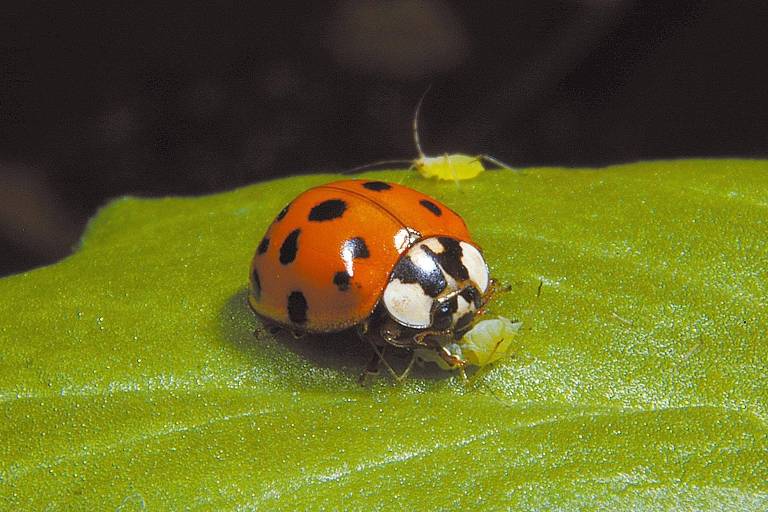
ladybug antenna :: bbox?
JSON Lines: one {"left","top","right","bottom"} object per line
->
{"left": 413, "top": 84, "right": 432, "bottom": 159}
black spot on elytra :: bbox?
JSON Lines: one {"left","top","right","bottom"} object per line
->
{"left": 432, "top": 295, "right": 458, "bottom": 330}
{"left": 342, "top": 237, "right": 370, "bottom": 259}
{"left": 363, "top": 181, "right": 392, "bottom": 191}
{"left": 423, "top": 238, "right": 469, "bottom": 281}
{"left": 257, "top": 237, "right": 269, "bottom": 255}
{"left": 333, "top": 271, "right": 350, "bottom": 291}
{"left": 419, "top": 199, "right": 442, "bottom": 216}
{"left": 251, "top": 268, "right": 261, "bottom": 299}
{"left": 309, "top": 199, "right": 347, "bottom": 221}
{"left": 276, "top": 203, "right": 290, "bottom": 221}
{"left": 390, "top": 255, "right": 446, "bottom": 297}
{"left": 287, "top": 291, "right": 308, "bottom": 324}
{"left": 279, "top": 229, "right": 301, "bottom": 265}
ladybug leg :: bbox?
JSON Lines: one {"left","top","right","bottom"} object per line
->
{"left": 357, "top": 328, "right": 402, "bottom": 382}
{"left": 253, "top": 319, "right": 282, "bottom": 337}
{"left": 289, "top": 328, "right": 306, "bottom": 340}
{"left": 439, "top": 347, "right": 467, "bottom": 370}
{"left": 476, "top": 279, "right": 498, "bottom": 316}
{"left": 357, "top": 326, "right": 422, "bottom": 383}
{"left": 413, "top": 330, "right": 449, "bottom": 345}
{"left": 413, "top": 331, "right": 466, "bottom": 370}
{"left": 475, "top": 279, "right": 512, "bottom": 317}
{"left": 396, "top": 352, "right": 418, "bottom": 383}
{"left": 358, "top": 350, "right": 381, "bottom": 386}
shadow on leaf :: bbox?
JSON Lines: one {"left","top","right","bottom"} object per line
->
{"left": 219, "top": 288, "right": 370, "bottom": 377}
{"left": 218, "top": 288, "right": 455, "bottom": 383}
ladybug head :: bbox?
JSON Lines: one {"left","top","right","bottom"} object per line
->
{"left": 382, "top": 236, "right": 489, "bottom": 337}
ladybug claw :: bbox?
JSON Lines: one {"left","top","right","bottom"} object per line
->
{"left": 289, "top": 328, "right": 306, "bottom": 339}
{"left": 358, "top": 350, "right": 381, "bottom": 386}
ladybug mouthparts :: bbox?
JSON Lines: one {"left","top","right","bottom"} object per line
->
{"left": 381, "top": 235, "right": 490, "bottom": 339}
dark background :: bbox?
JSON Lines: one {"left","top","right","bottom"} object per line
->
{"left": 2, "top": 1, "right": 766, "bottom": 276}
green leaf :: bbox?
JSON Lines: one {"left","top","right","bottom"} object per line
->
{"left": 2, "top": 160, "right": 767, "bottom": 510}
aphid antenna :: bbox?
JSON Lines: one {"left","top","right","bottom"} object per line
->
{"left": 345, "top": 84, "right": 433, "bottom": 176}
{"left": 412, "top": 85, "right": 465, "bottom": 186}
{"left": 611, "top": 311, "right": 633, "bottom": 326}
{"left": 463, "top": 358, "right": 520, "bottom": 411}
{"left": 477, "top": 377, "right": 512, "bottom": 406}
{"left": 343, "top": 159, "right": 414, "bottom": 175}
{"left": 413, "top": 84, "right": 433, "bottom": 160}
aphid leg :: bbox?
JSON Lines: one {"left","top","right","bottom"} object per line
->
{"left": 396, "top": 162, "right": 418, "bottom": 185}
{"left": 344, "top": 159, "right": 414, "bottom": 175}
{"left": 445, "top": 153, "right": 461, "bottom": 187}
{"left": 465, "top": 364, "right": 492, "bottom": 388}
{"left": 477, "top": 154, "right": 518, "bottom": 172}
{"left": 468, "top": 370, "right": 517, "bottom": 410}
{"left": 611, "top": 311, "right": 633, "bottom": 325}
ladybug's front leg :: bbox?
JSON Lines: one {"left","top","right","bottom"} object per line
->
{"left": 358, "top": 347, "right": 382, "bottom": 386}
{"left": 356, "top": 325, "right": 403, "bottom": 383}
{"left": 475, "top": 279, "right": 497, "bottom": 317}
{"left": 475, "top": 279, "right": 513, "bottom": 318}
{"left": 413, "top": 331, "right": 465, "bottom": 369}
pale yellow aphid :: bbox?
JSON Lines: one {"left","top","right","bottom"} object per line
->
{"left": 414, "top": 316, "right": 522, "bottom": 373}
{"left": 347, "top": 88, "right": 515, "bottom": 181}
{"left": 414, "top": 154, "right": 487, "bottom": 181}
{"left": 411, "top": 88, "right": 514, "bottom": 182}
{"left": 458, "top": 316, "right": 522, "bottom": 367}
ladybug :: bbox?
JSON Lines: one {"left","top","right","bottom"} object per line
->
{"left": 248, "top": 179, "right": 492, "bottom": 373}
